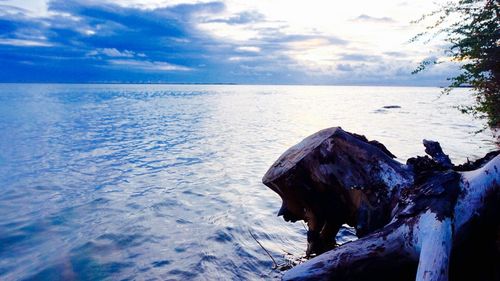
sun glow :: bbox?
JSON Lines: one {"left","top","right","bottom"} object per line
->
{"left": 195, "top": 0, "right": 441, "bottom": 71}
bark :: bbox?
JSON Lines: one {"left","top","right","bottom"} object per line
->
{"left": 422, "top": 139, "right": 453, "bottom": 169}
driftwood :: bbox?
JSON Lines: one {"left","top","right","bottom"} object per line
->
{"left": 262, "top": 127, "right": 500, "bottom": 281}
{"left": 262, "top": 127, "right": 413, "bottom": 255}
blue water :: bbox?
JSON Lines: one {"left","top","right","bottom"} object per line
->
{"left": 0, "top": 84, "right": 496, "bottom": 280}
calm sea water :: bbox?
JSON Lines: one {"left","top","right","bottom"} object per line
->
{"left": 0, "top": 84, "right": 497, "bottom": 280}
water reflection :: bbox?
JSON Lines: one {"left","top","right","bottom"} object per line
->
{"left": 0, "top": 84, "right": 496, "bottom": 280}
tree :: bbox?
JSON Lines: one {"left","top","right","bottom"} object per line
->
{"left": 412, "top": 0, "right": 500, "bottom": 128}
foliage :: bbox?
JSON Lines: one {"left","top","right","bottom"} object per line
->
{"left": 412, "top": 0, "right": 500, "bottom": 128}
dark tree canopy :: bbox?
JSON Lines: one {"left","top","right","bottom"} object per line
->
{"left": 413, "top": 0, "right": 500, "bottom": 128}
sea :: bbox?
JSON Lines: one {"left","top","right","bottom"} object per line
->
{"left": 0, "top": 84, "right": 497, "bottom": 280}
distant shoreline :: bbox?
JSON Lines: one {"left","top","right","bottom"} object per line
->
{"left": 0, "top": 82, "right": 458, "bottom": 88}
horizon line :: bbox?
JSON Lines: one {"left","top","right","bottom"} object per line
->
{"left": 0, "top": 82, "right": 458, "bottom": 88}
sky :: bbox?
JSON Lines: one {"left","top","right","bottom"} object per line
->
{"left": 0, "top": 0, "right": 458, "bottom": 85}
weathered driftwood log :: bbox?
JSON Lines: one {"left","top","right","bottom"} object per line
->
{"left": 282, "top": 156, "right": 500, "bottom": 281}
{"left": 262, "top": 127, "right": 413, "bottom": 255}
{"left": 262, "top": 127, "right": 500, "bottom": 280}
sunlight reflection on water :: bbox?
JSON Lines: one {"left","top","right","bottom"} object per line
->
{"left": 0, "top": 84, "right": 496, "bottom": 280}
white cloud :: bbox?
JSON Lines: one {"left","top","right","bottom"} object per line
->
{"left": 196, "top": 0, "right": 444, "bottom": 73}
{"left": 112, "top": 0, "right": 211, "bottom": 9}
{"left": 83, "top": 29, "right": 96, "bottom": 36}
{"left": 3, "top": 0, "right": 48, "bottom": 16}
{"left": 101, "top": 48, "right": 134, "bottom": 57}
{"left": 88, "top": 48, "right": 145, "bottom": 58}
{"left": 228, "top": 56, "right": 254, "bottom": 62}
{"left": 3, "top": 0, "right": 454, "bottom": 83}
{"left": 108, "top": 59, "right": 193, "bottom": 71}
{"left": 235, "top": 46, "right": 260, "bottom": 53}
{"left": 353, "top": 14, "right": 395, "bottom": 23}
{"left": 0, "top": 38, "right": 52, "bottom": 47}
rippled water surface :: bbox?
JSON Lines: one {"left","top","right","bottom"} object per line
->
{"left": 0, "top": 84, "right": 497, "bottom": 280}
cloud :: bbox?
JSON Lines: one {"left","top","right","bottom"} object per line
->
{"left": 336, "top": 63, "right": 354, "bottom": 72}
{"left": 0, "top": 38, "right": 51, "bottom": 46}
{"left": 0, "top": 0, "right": 351, "bottom": 83}
{"left": 108, "top": 59, "right": 193, "bottom": 71}
{"left": 235, "top": 46, "right": 260, "bottom": 53}
{"left": 0, "top": 0, "right": 223, "bottom": 81}
{"left": 339, "top": 53, "right": 382, "bottom": 62}
{"left": 0, "top": 4, "right": 29, "bottom": 15}
{"left": 256, "top": 27, "right": 348, "bottom": 45}
{"left": 207, "top": 10, "right": 265, "bottom": 25}
{"left": 228, "top": 56, "right": 254, "bottom": 62}
{"left": 384, "top": 51, "right": 407, "bottom": 57}
{"left": 88, "top": 48, "right": 144, "bottom": 58}
{"left": 353, "top": 14, "right": 395, "bottom": 23}
{"left": 0, "top": 0, "right": 455, "bottom": 85}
